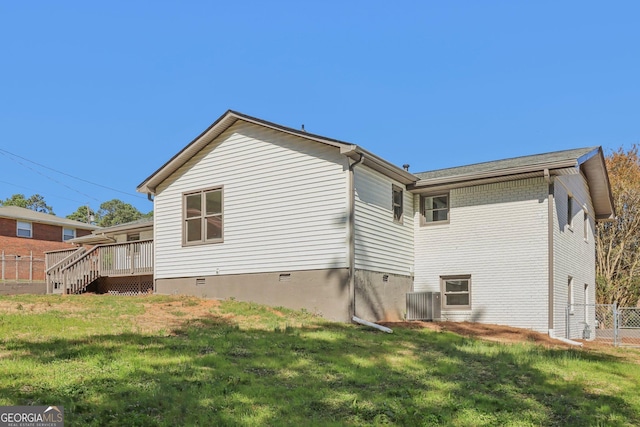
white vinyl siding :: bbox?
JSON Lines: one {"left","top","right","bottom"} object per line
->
{"left": 413, "top": 178, "right": 550, "bottom": 332}
{"left": 354, "top": 166, "right": 414, "bottom": 275}
{"left": 553, "top": 174, "right": 596, "bottom": 338}
{"left": 153, "top": 121, "right": 348, "bottom": 278}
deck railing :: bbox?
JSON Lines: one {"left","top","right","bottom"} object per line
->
{"left": 46, "top": 247, "right": 87, "bottom": 293}
{"left": 45, "top": 240, "right": 153, "bottom": 294}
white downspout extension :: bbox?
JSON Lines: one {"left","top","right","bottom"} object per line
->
{"left": 348, "top": 154, "right": 365, "bottom": 320}
{"left": 548, "top": 330, "right": 584, "bottom": 347}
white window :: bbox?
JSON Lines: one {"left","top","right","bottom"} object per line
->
{"left": 567, "top": 195, "right": 574, "bottom": 229}
{"left": 17, "top": 221, "right": 32, "bottom": 238}
{"left": 568, "top": 276, "right": 574, "bottom": 313}
{"left": 441, "top": 275, "right": 471, "bottom": 309}
{"left": 583, "top": 210, "right": 589, "bottom": 241}
{"left": 422, "top": 194, "right": 449, "bottom": 224}
{"left": 584, "top": 283, "right": 589, "bottom": 320}
{"left": 184, "top": 187, "right": 223, "bottom": 245}
{"left": 63, "top": 228, "right": 76, "bottom": 241}
{"left": 392, "top": 185, "right": 403, "bottom": 224}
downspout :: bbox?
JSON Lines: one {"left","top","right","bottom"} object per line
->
{"left": 545, "top": 169, "right": 555, "bottom": 337}
{"left": 147, "top": 189, "right": 156, "bottom": 293}
{"left": 348, "top": 154, "right": 365, "bottom": 320}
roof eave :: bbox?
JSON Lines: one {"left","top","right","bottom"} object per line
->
{"left": 137, "top": 110, "right": 418, "bottom": 191}
{"left": 341, "top": 146, "right": 418, "bottom": 185}
{"left": 137, "top": 110, "right": 361, "bottom": 194}
{"left": 578, "top": 147, "right": 616, "bottom": 221}
{"left": 410, "top": 159, "right": 578, "bottom": 190}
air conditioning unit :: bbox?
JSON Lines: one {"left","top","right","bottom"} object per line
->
{"left": 406, "top": 292, "right": 441, "bottom": 321}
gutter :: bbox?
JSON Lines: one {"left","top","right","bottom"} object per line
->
{"left": 347, "top": 154, "right": 365, "bottom": 320}
{"left": 411, "top": 160, "right": 579, "bottom": 189}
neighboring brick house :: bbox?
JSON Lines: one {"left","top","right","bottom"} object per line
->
{"left": 0, "top": 206, "right": 99, "bottom": 282}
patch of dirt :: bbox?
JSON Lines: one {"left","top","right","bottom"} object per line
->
{"left": 134, "top": 298, "right": 221, "bottom": 334}
{"left": 379, "top": 320, "right": 604, "bottom": 350}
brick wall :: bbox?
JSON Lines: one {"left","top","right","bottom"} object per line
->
{"left": 413, "top": 177, "right": 551, "bottom": 332}
{"left": 1, "top": 217, "right": 93, "bottom": 241}
{"left": 0, "top": 236, "right": 77, "bottom": 281}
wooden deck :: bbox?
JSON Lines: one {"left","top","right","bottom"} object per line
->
{"left": 45, "top": 240, "right": 153, "bottom": 294}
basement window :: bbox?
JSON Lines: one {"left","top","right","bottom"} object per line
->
{"left": 17, "top": 221, "right": 32, "bottom": 238}
{"left": 441, "top": 275, "right": 471, "bottom": 310}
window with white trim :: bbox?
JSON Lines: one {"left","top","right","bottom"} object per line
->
{"left": 584, "top": 283, "right": 589, "bottom": 320}
{"left": 568, "top": 276, "right": 574, "bottom": 313}
{"left": 392, "top": 185, "right": 403, "bottom": 224}
{"left": 583, "top": 209, "right": 589, "bottom": 241}
{"left": 184, "top": 187, "right": 223, "bottom": 245}
{"left": 421, "top": 194, "right": 449, "bottom": 224}
{"left": 441, "top": 275, "right": 471, "bottom": 309}
{"left": 17, "top": 221, "right": 32, "bottom": 238}
{"left": 63, "top": 228, "right": 76, "bottom": 241}
{"left": 567, "top": 195, "right": 574, "bottom": 229}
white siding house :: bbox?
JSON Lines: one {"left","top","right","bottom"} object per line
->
{"left": 137, "top": 110, "right": 615, "bottom": 336}
{"left": 138, "top": 110, "right": 416, "bottom": 322}
{"left": 153, "top": 121, "right": 349, "bottom": 278}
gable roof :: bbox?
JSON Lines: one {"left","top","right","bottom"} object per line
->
{"left": 411, "top": 146, "right": 615, "bottom": 220}
{"left": 0, "top": 206, "right": 100, "bottom": 230}
{"left": 136, "top": 110, "right": 418, "bottom": 194}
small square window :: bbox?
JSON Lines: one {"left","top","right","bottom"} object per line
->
{"left": 421, "top": 194, "right": 449, "bottom": 224}
{"left": 63, "top": 228, "right": 76, "bottom": 241}
{"left": 441, "top": 275, "right": 471, "bottom": 309}
{"left": 392, "top": 185, "right": 403, "bottom": 224}
{"left": 17, "top": 221, "right": 32, "bottom": 238}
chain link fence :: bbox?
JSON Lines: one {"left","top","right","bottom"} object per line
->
{"left": 1, "top": 252, "right": 46, "bottom": 282}
{"left": 568, "top": 303, "right": 640, "bottom": 347}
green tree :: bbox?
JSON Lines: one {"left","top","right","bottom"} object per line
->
{"left": 96, "top": 199, "right": 143, "bottom": 227}
{"left": 0, "top": 193, "right": 55, "bottom": 214}
{"left": 596, "top": 145, "right": 640, "bottom": 306}
{"left": 66, "top": 206, "right": 95, "bottom": 224}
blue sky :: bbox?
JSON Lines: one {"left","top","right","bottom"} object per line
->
{"left": 1, "top": 1, "right": 638, "bottom": 217}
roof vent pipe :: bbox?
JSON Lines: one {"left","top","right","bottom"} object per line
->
{"left": 301, "top": 124, "right": 306, "bottom": 132}
{"left": 403, "top": 164, "right": 410, "bottom": 171}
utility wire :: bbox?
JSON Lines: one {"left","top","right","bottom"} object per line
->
{"left": 0, "top": 147, "right": 146, "bottom": 200}
{"left": 0, "top": 150, "right": 101, "bottom": 202}
{"left": 0, "top": 179, "right": 87, "bottom": 205}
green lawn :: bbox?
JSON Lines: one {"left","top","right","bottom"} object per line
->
{"left": 0, "top": 294, "right": 639, "bottom": 426}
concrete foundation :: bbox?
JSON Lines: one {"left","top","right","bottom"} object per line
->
{"left": 155, "top": 268, "right": 351, "bottom": 322}
{"left": 155, "top": 268, "right": 414, "bottom": 324}
{"left": 355, "top": 270, "right": 413, "bottom": 322}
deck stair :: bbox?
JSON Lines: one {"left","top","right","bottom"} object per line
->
{"left": 46, "top": 240, "right": 153, "bottom": 294}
